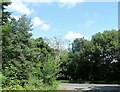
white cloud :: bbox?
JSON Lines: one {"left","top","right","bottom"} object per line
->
{"left": 32, "top": 17, "right": 44, "bottom": 27}
{"left": 32, "top": 17, "right": 50, "bottom": 31}
{"left": 59, "top": 0, "right": 84, "bottom": 8}
{"left": 8, "top": 0, "right": 33, "bottom": 15}
{"left": 64, "top": 31, "right": 83, "bottom": 40}
{"left": 41, "top": 23, "right": 50, "bottom": 30}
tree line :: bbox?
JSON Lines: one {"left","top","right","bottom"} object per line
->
{"left": 1, "top": 1, "right": 120, "bottom": 90}
{"left": 64, "top": 30, "right": 120, "bottom": 83}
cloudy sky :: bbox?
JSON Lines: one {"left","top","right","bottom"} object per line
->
{"left": 7, "top": 0, "right": 119, "bottom": 41}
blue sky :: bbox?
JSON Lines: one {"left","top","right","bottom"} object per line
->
{"left": 7, "top": 0, "right": 118, "bottom": 41}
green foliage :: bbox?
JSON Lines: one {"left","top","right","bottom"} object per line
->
{"left": 2, "top": 15, "right": 33, "bottom": 88}
{"left": 2, "top": 14, "right": 60, "bottom": 90}
{"left": 56, "top": 50, "right": 69, "bottom": 80}
{"left": 2, "top": 1, "right": 120, "bottom": 90}
{"left": 67, "top": 38, "right": 93, "bottom": 81}
{"left": 0, "top": 0, "right": 11, "bottom": 25}
{"left": 66, "top": 30, "right": 120, "bottom": 83}
{"left": 91, "top": 30, "right": 120, "bottom": 81}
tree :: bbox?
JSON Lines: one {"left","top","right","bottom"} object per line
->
{"left": 2, "top": 15, "right": 33, "bottom": 87}
{"left": 67, "top": 38, "right": 93, "bottom": 81}
{"left": 31, "top": 37, "right": 60, "bottom": 85}
{"left": 0, "top": 0, "right": 11, "bottom": 71}
{"left": 0, "top": 0, "right": 11, "bottom": 25}
{"left": 58, "top": 49, "right": 69, "bottom": 80}
{"left": 66, "top": 30, "right": 120, "bottom": 83}
{"left": 91, "top": 30, "right": 120, "bottom": 81}
{"left": 2, "top": 1, "right": 61, "bottom": 90}
{"left": 2, "top": 16, "right": 61, "bottom": 88}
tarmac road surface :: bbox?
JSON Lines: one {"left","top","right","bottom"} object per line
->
{"left": 60, "top": 83, "right": 120, "bottom": 92}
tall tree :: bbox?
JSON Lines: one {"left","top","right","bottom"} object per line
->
{"left": 2, "top": 15, "right": 33, "bottom": 87}
{"left": 91, "top": 30, "right": 120, "bottom": 81}
{"left": 0, "top": 0, "right": 11, "bottom": 25}
{"left": 0, "top": 0, "right": 11, "bottom": 75}
{"left": 67, "top": 38, "right": 93, "bottom": 81}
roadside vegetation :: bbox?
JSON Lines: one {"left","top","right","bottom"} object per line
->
{"left": 1, "top": 1, "right": 120, "bottom": 90}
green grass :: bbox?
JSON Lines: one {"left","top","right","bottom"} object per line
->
{"left": 57, "top": 80, "right": 70, "bottom": 83}
{"left": 89, "top": 80, "right": 120, "bottom": 84}
{"left": 58, "top": 79, "right": 120, "bottom": 84}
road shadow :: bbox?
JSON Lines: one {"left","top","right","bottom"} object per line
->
{"left": 77, "top": 86, "right": 120, "bottom": 92}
